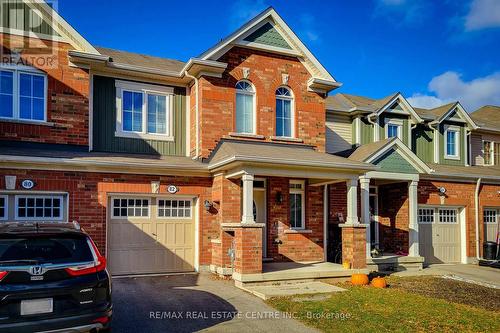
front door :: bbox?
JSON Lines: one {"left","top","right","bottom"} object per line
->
{"left": 369, "top": 187, "right": 379, "bottom": 250}
{"left": 253, "top": 189, "right": 267, "bottom": 257}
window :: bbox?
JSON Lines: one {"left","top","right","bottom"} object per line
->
{"left": 495, "top": 143, "right": 500, "bottom": 166}
{"left": 418, "top": 208, "right": 435, "bottom": 224}
{"left": 0, "top": 67, "right": 47, "bottom": 122}
{"left": 289, "top": 180, "right": 305, "bottom": 229}
{"left": 276, "top": 87, "right": 293, "bottom": 137}
{"left": 386, "top": 122, "right": 402, "bottom": 139}
{"left": 15, "top": 195, "right": 63, "bottom": 221}
{"left": 235, "top": 81, "right": 255, "bottom": 134}
{"left": 112, "top": 198, "right": 149, "bottom": 218}
{"left": 439, "top": 209, "right": 457, "bottom": 223}
{"left": 158, "top": 199, "right": 191, "bottom": 218}
{"left": 0, "top": 195, "right": 7, "bottom": 220}
{"left": 445, "top": 126, "right": 459, "bottom": 159}
{"left": 484, "top": 209, "right": 498, "bottom": 224}
{"left": 484, "top": 141, "right": 493, "bottom": 165}
{"left": 115, "top": 80, "right": 173, "bottom": 140}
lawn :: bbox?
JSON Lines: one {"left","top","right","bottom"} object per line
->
{"left": 267, "top": 276, "right": 500, "bottom": 333}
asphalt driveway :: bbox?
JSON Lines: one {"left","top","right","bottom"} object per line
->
{"left": 111, "top": 273, "right": 317, "bottom": 333}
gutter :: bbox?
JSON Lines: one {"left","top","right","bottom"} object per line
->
{"left": 475, "top": 178, "right": 481, "bottom": 260}
{"left": 184, "top": 71, "right": 200, "bottom": 158}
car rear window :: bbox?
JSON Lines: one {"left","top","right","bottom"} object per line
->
{"left": 0, "top": 235, "right": 94, "bottom": 265}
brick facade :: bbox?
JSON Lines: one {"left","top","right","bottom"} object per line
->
{"left": 341, "top": 225, "right": 367, "bottom": 269}
{"left": 0, "top": 34, "right": 90, "bottom": 146}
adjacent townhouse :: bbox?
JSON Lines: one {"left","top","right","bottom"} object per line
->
{"left": 0, "top": 1, "right": 499, "bottom": 284}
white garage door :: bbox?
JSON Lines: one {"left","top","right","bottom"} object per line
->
{"left": 483, "top": 208, "right": 499, "bottom": 242}
{"left": 418, "top": 207, "right": 461, "bottom": 264}
{"left": 108, "top": 197, "right": 195, "bottom": 275}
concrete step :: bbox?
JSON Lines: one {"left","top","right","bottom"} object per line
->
{"left": 239, "top": 281, "right": 346, "bottom": 300}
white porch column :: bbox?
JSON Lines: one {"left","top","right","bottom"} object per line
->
{"left": 346, "top": 178, "right": 359, "bottom": 225}
{"left": 241, "top": 173, "right": 255, "bottom": 223}
{"left": 360, "top": 176, "right": 371, "bottom": 258}
{"left": 408, "top": 180, "right": 419, "bottom": 256}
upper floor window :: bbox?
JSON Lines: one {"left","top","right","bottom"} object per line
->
{"left": 0, "top": 66, "right": 47, "bottom": 122}
{"left": 444, "top": 126, "right": 459, "bottom": 159}
{"left": 115, "top": 80, "right": 174, "bottom": 141}
{"left": 385, "top": 120, "right": 403, "bottom": 140}
{"left": 276, "top": 87, "right": 294, "bottom": 137}
{"left": 235, "top": 81, "right": 255, "bottom": 134}
{"left": 484, "top": 141, "right": 493, "bottom": 165}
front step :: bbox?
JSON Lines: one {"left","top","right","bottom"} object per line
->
{"left": 367, "top": 255, "right": 424, "bottom": 272}
{"left": 239, "top": 281, "right": 347, "bottom": 300}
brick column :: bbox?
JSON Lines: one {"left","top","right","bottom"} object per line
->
{"left": 233, "top": 225, "right": 263, "bottom": 275}
{"left": 340, "top": 224, "right": 367, "bottom": 269}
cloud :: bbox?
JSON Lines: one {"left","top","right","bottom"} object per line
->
{"left": 229, "top": 0, "right": 267, "bottom": 29}
{"left": 373, "top": 0, "right": 431, "bottom": 25}
{"left": 465, "top": 0, "right": 500, "bottom": 31}
{"left": 407, "top": 71, "right": 500, "bottom": 111}
{"left": 298, "top": 13, "right": 320, "bottom": 43}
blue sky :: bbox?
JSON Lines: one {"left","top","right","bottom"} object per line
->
{"left": 58, "top": 0, "right": 500, "bottom": 111}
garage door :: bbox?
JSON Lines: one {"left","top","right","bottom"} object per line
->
{"left": 418, "top": 207, "right": 461, "bottom": 264}
{"left": 483, "top": 208, "right": 499, "bottom": 242}
{"left": 108, "top": 197, "right": 194, "bottom": 275}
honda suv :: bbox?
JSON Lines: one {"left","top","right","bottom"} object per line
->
{"left": 0, "top": 222, "right": 112, "bottom": 332}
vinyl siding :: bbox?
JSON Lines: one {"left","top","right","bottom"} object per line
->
{"left": 439, "top": 122, "right": 465, "bottom": 166}
{"left": 471, "top": 134, "right": 483, "bottom": 166}
{"left": 379, "top": 114, "right": 409, "bottom": 146}
{"left": 360, "top": 118, "right": 373, "bottom": 145}
{"left": 0, "top": 0, "right": 58, "bottom": 36}
{"left": 413, "top": 124, "right": 434, "bottom": 163}
{"left": 326, "top": 113, "right": 352, "bottom": 153}
{"left": 92, "top": 75, "right": 186, "bottom": 156}
{"left": 373, "top": 148, "right": 418, "bottom": 174}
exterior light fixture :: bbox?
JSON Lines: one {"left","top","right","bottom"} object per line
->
{"left": 275, "top": 191, "right": 283, "bottom": 204}
{"left": 204, "top": 200, "right": 213, "bottom": 211}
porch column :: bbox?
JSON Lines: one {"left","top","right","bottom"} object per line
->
{"left": 360, "top": 176, "right": 371, "bottom": 258}
{"left": 408, "top": 180, "right": 419, "bottom": 256}
{"left": 241, "top": 173, "right": 255, "bottom": 223}
{"left": 346, "top": 178, "right": 359, "bottom": 224}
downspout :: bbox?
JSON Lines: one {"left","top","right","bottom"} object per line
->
{"left": 184, "top": 71, "right": 199, "bottom": 158}
{"left": 366, "top": 114, "right": 378, "bottom": 141}
{"left": 474, "top": 178, "right": 482, "bottom": 260}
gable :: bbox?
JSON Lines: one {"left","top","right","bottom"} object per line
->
{"left": 243, "top": 22, "right": 291, "bottom": 49}
{"left": 373, "top": 148, "right": 419, "bottom": 174}
{"left": 0, "top": 0, "right": 59, "bottom": 37}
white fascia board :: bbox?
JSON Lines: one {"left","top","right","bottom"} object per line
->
{"left": 439, "top": 103, "right": 478, "bottom": 130}
{"left": 376, "top": 93, "right": 423, "bottom": 123}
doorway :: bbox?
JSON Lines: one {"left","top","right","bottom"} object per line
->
{"left": 369, "top": 186, "right": 379, "bottom": 250}
{"left": 253, "top": 179, "right": 267, "bottom": 258}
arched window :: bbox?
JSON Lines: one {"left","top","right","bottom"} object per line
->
{"left": 235, "top": 81, "right": 255, "bottom": 134}
{"left": 275, "top": 87, "right": 293, "bottom": 137}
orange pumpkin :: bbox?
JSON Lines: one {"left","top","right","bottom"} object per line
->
{"left": 351, "top": 273, "right": 369, "bottom": 286}
{"left": 371, "top": 277, "right": 387, "bottom": 288}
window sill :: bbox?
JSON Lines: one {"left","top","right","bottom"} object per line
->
{"left": 0, "top": 118, "right": 54, "bottom": 127}
{"left": 270, "top": 136, "right": 303, "bottom": 143}
{"left": 229, "top": 132, "right": 265, "bottom": 140}
{"left": 444, "top": 155, "right": 460, "bottom": 161}
{"left": 115, "top": 131, "right": 174, "bottom": 142}
{"left": 284, "top": 229, "right": 312, "bottom": 234}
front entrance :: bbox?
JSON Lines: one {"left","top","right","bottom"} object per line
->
{"left": 108, "top": 196, "right": 195, "bottom": 275}
{"left": 253, "top": 179, "right": 267, "bottom": 257}
{"left": 369, "top": 186, "right": 379, "bottom": 250}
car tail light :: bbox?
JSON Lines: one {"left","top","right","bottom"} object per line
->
{"left": 93, "top": 316, "right": 110, "bottom": 324}
{"left": 64, "top": 238, "right": 107, "bottom": 277}
{"left": 0, "top": 271, "right": 9, "bottom": 281}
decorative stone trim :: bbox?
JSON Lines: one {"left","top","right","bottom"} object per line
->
{"left": 229, "top": 132, "right": 265, "bottom": 139}
{"left": 221, "top": 222, "right": 265, "bottom": 229}
{"left": 284, "top": 229, "right": 313, "bottom": 234}
{"left": 270, "top": 136, "right": 303, "bottom": 143}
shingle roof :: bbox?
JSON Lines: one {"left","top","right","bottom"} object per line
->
{"left": 96, "top": 47, "right": 186, "bottom": 73}
{"left": 347, "top": 138, "right": 395, "bottom": 162}
{"left": 326, "top": 93, "right": 399, "bottom": 113}
{"left": 428, "top": 163, "right": 500, "bottom": 180}
{"left": 470, "top": 105, "right": 500, "bottom": 129}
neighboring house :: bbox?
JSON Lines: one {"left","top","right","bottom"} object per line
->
{"left": 0, "top": 1, "right": 498, "bottom": 282}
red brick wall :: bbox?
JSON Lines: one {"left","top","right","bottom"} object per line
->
{"left": 197, "top": 47, "right": 326, "bottom": 158}
{"left": 341, "top": 226, "right": 367, "bottom": 269}
{"left": 234, "top": 227, "right": 262, "bottom": 274}
{"left": 266, "top": 177, "right": 324, "bottom": 262}
{"left": 0, "top": 34, "right": 90, "bottom": 146}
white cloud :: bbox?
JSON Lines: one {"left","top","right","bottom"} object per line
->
{"left": 465, "top": 0, "right": 500, "bottom": 31}
{"left": 408, "top": 71, "right": 500, "bottom": 111}
{"left": 299, "top": 13, "right": 320, "bottom": 43}
{"left": 229, "top": 0, "right": 267, "bottom": 29}
{"left": 373, "top": 0, "right": 430, "bottom": 25}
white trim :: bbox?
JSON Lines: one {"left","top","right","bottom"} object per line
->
{"left": 436, "top": 103, "right": 478, "bottom": 130}
{"left": 14, "top": 194, "right": 65, "bottom": 221}
{"left": 444, "top": 125, "right": 460, "bottom": 160}
{"left": 110, "top": 197, "right": 151, "bottom": 219}
{"left": 375, "top": 94, "right": 424, "bottom": 123}
{"left": 464, "top": 130, "right": 469, "bottom": 166}
{"left": 384, "top": 118, "right": 403, "bottom": 140}
{"left": 289, "top": 179, "right": 305, "bottom": 230}
{"left": 433, "top": 126, "right": 440, "bottom": 163}
{"left": 483, "top": 208, "right": 499, "bottom": 224}
{"left": 0, "top": 195, "right": 8, "bottom": 220}
{"left": 253, "top": 177, "right": 267, "bottom": 257}
{"left": 156, "top": 198, "right": 193, "bottom": 220}
{"left": 275, "top": 86, "right": 295, "bottom": 138}
{"left": 354, "top": 116, "right": 361, "bottom": 145}
{"left": 185, "top": 86, "right": 191, "bottom": 157}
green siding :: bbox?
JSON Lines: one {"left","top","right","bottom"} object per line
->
{"left": 379, "top": 114, "right": 409, "bottom": 146}
{"left": 413, "top": 124, "right": 434, "bottom": 163}
{"left": 92, "top": 75, "right": 186, "bottom": 156}
{"left": 439, "top": 122, "right": 465, "bottom": 166}
{"left": 373, "top": 148, "right": 418, "bottom": 174}
{"left": 243, "top": 22, "right": 292, "bottom": 49}
{"left": 360, "top": 118, "right": 373, "bottom": 145}
{"left": 0, "top": 0, "right": 58, "bottom": 36}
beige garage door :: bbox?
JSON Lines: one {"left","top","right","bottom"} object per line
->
{"left": 483, "top": 208, "right": 499, "bottom": 242}
{"left": 418, "top": 207, "right": 461, "bottom": 264}
{"left": 108, "top": 197, "right": 194, "bottom": 275}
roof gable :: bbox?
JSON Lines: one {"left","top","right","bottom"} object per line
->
{"left": 243, "top": 22, "right": 292, "bottom": 49}
{"left": 373, "top": 148, "right": 419, "bottom": 174}
{"left": 374, "top": 93, "right": 423, "bottom": 123}
{"left": 431, "top": 102, "right": 478, "bottom": 129}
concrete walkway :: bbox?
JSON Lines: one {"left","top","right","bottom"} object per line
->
{"left": 111, "top": 273, "right": 318, "bottom": 333}
{"left": 394, "top": 264, "right": 500, "bottom": 288}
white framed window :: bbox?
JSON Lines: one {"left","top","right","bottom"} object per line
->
{"left": 157, "top": 199, "right": 192, "bottom": 218}
{"left": 289, "top": 180, "right": 305, "bottom": 230}
{"left": 483, "top": 141, "right": 493, "bottom": 165}
{"left": 276, "top": 87, "right": 294, "bottom": 137}
{"left": 484, "top": 209, "right": 498, "bottom": 224}
{"left": 444, "top": 126, "right": 460, "bottom": 159}
{"left": 0, "top": 65, "right": 47, "bottom": 122}
{"left": 115, "top": 80, "right": 174, "bottom": 141}
{"left": 438, "top": 209, "right": 458, "bottom": 224}
{"left": 385, "top": 119, "right": 403, "bottom": 140}
{"left": 0, "top": 195, "right": 7, "bottom": 220}
{"left": 15, "top": 195, "right": 63, "bottom": 221}
{"left": 111, "top": 198, "right": 150, "bottom": 218}
{"left": 235, "top": 80, "right": 255, "bottom": 134}
{"left": 418, "top": 208, "right": 435, "bottom": 224}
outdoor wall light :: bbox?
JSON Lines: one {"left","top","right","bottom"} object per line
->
{"left": 204, "top": 200, "right": 213, "bottom": 211}
{"left": 438, "top": 187, "right": 447, "bottom": 195}
{"left": 275, "top": 191, "right": 283, "bottom": 204}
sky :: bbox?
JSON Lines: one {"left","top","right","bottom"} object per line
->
{"left": 56, "top": 0, "right": 500, "bottom": 112}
